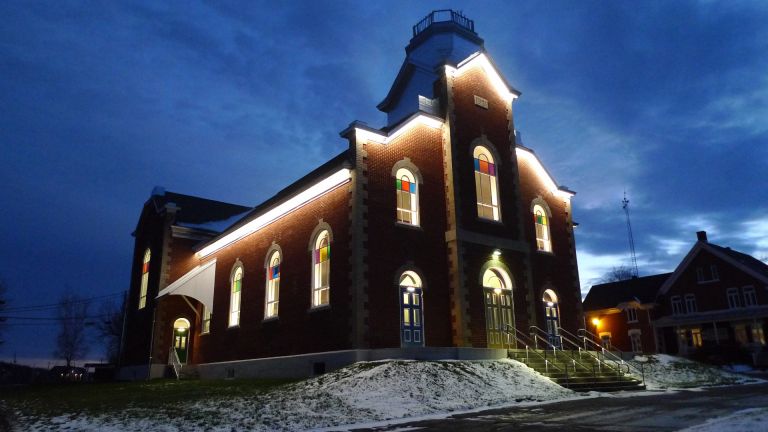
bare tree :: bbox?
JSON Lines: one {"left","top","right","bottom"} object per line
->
{"left": 0, "top": 279, "right": 7, "bottom": 346}
{"left": 93, "top": 295, "right": 125, "bottom": 364}
{"left": 53, "top": 292, "right": 89, "bottom": 367}
{"left": 599, "top": 265, "right": 635, "bottom": 283}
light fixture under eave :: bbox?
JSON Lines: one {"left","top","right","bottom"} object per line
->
{"left": 515, "top": 147, "right": 575, "bottom": 200}
{"left": 356, "top": 114, "right": 443, "bottom": 145}
{"left": 406, "top": 286, "right": 416, "bottom": 293}
{"left": 492, "top": 249, "right": 502, "bottom": 258}
{"left": 196, "top": 169, "right": 352, "bottom": 258}
{"left": 591, "top": 318, "right": 600, "bottom": 327}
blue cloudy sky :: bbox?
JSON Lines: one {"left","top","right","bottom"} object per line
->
{"left": 1, "top": 1, "right": 767, "bottom": 362}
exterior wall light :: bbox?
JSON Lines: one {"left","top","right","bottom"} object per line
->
{"left": 591, "top": 318, "right": 600, "bottom": 327}
{"left": 406, "top": 286, "right": 416, "bottom": 292}
{"left": 492, "top": 249, "right": 502, "bottom": 259}
{"left": 547, "top": 301, "right": 554, "bottom": 307}
{"left": 493, "top": 288, "right": 502, "bottom": 295}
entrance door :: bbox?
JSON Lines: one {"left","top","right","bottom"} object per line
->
{"left": 172, "top": 318, "right": 190, "bottom": 364}
{"left": 400, "top": 286, "right": 424, "bottom": 347}
{"left": 485, "top": 288, "right": 514, "bottom": 348}
{"left": 542, "top": 290, "right": 560, "bottom": 347}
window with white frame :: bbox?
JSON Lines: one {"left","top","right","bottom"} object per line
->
{"left": 710, "top": 265, "right": 719, "bottom": 281}
{"left": 671, "top": 296, "right": 683, "bottom": 315}
{"left": 312, "top": 230, "right": 331, "bottom": 307}
{"left": 395, "top": 168, "right": 419, "bottom": 225}
{"left": 473, "top": 146, "right": 500, "bottom": 221}
{"left": 727, "top": 287, "right": 741, "bottom": 308}
{"left": 696, "top": 267, "right": 705, "bottom": 282}
{"left": 629, "top": 330, "right": 642, "bottom": 353}
{"left": 229, "top": 265, "right": 243, "bottom": 327}
{"left": 201, "top": 306, "right": 211, "bottom": 334}
{"left": 697, "top": 265, "right": 719, "bottom": 283}
{"left": 626, "top": 307, "right": 638, "bottom": 323}
{"left": 533, "top": 204, "right": 552, "bottom": 252}
{"left": 685, "top": 294, "right": 697, "bottom": 313}
{"left": 743, "top": 286, "right": 757, "bottom": 307}
{"left": 138, "top": 248, "right": 151, "bottom": 309}
{"left": 265, "top": 250, "right": 280, "bottom": 318}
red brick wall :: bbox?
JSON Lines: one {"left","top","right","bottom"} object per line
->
{"left": 586, "top": 308, "right": 656, "bottom": 353}
{"left": 364, "top": 124, "right": 453, "bottom": 348}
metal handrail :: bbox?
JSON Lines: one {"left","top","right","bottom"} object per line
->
{"left": 556, "top": 328, "right": 626, "bottom": 378}
{"left": 168, "top": 347, "right": 181, "bottom": 380}
{"left": 528, "top": 326, "right": 599, "bottom": 377}
{"left": 573, "top": 327, "right": 642, "bottom": 377}
{"left": 503, "top": 325, "right": 567, "bottom": 381}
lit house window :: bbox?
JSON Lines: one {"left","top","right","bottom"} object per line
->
{"left": 626, "top": 307, "right": 638, "bottom": 323}
{"left": 138, "top": 248, "right": 151, "bottom": 309}
{"left": 395, "top": 168, "right": 419, "bottom": 225}
{"left": 727, "top": 287, "right": 740, "bottom": 309}
{"left": 685, "top": 294, "right": 697, "bottom": 313}
{"left": 229, "top": 265, "right": 243, "bottom": 327}
{"left": 533, "top": 204, "right": 552, "bottom": 252}
{"left": 473, "top": 146, "right": 500, "bottom": 221}
{"left": 691, "top": 328, "right": 703, "bottom": 347}
{"left": 312, "top": 230, "right": 331, "bottom": 307}
{"left": 671, "top": 296, "right": 683, "bottom": 315}
{"left": 201, "top": 307, "right": 211, "bottom": 334}
{"left": 265, "top": 251, "right": 280, "bottom": 318}
{"left": 743, "top": 286, "right": 757, "bottom": 307}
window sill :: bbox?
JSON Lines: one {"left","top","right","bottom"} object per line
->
{"left": 262, "top": 316, "right": 279, "bottom": 323}
{"left": 535, "top": 249, "right": 555, "bottom": 256}
{"left": 697, "top": 279, "right": 720, "bottom": 285}
{"left": 227, "top": 324, "right": 240, "bottom": 330}
{"left": 309, "top": 304, "right": 331, "bottom": 313}
{"left": 477, "top": 217, "right": 504, "bottom": 226}
{"left": 627, "top": 320, "right": 639, "bottom": 324}
{"left": 395, "top": 221, "right": 423, "bottom": 231}
{"left": 200, "top": 331, "right": 210, "bottom": 336}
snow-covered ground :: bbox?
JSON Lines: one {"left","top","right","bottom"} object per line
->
{"left": 12, "top": 356, "right": 765, "bottom": 431}
{"left": 15, "top": 359, "right": 574, "bottom": 432}
{"left": 626, "top": 354, "right": 764, "bottom": 390}
{"left": 676, "top": 407, "right": 768, "bottom": 432}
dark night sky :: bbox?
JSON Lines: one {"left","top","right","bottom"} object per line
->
{"left": 1, "top": 1, "right": 767, "bottom": 363}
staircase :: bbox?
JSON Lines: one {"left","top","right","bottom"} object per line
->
{"left": 508, "top": 348, "right": 645, "bottom": 392}
{"left": 168, "top": 347, "right": 200, "bottom": 380}
{"left": 505, "top": 326, "right": 646, "bottom": 393}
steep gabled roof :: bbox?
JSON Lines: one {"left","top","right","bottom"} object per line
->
{"left": 137, "top": 190, "right": 250, "bottom": 234}
{"left": 658, "top": 240, "right": 768, "bottom": 295}
{"left": 583, "top": 273, "right": 671, "bottom": 311}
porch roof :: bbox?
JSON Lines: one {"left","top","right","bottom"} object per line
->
{"left": 653, "top": 305, "right": 768, "bottom": 328}
{"left": 156, "top": 259, "right": 216, "bottom": 311}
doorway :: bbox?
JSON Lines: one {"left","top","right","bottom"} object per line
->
{"left": 173, "top": 318, "right": 190, "bottom": 364}
{"left": 483, "top": 268, "right": 514, "bottom": 348}
{"left": 542, "top": 289, "right": 560, "bottom": 347}
{"left": 399, "top": 271, "right": 424, "bottom": 347}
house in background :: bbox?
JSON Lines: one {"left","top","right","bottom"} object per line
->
{"left": 583, "top": 273, "right": 670, "bottom": 354}
{"left": 583, "top": 231, "right": 768, "bottom": 365}
{"left": 118, "top": 10, "right": 584, "bottom": 380}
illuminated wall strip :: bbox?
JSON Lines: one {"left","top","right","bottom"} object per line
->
{"left": 516, "top": 147, "right": 575, "bottom": 199}
{"left": 196, "top": 169, "right": 352, "bottom": 258}
{"left": 355, "top": 114, "right": 443, "bottom": 144}
{"left": 446, "top": 52, "right": 518, "bottom": 103}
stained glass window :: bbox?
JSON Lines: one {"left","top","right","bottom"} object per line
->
{"left": 473, "top": 146, "right": 500, "bottom": 221}
{"left": 312, "top": 231, "right": 331, "bottom": 307}
{"left": 265, "top": 251, "right": 280, "bottom": 318}
{"left": 533, "top": 204, "right": 552, "bottom": 252}
{"left": 229, "top": 266, "right": 243, "bottom": 327}
{"left": 138, "top": 249, "right": 150, "bottom": 309}
{"left": 395, "top": 168, "right": 419, "bottom": 225}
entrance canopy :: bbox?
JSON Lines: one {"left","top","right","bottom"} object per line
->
{"left": 157, "top": 259, "right": 216, "bottom": 311}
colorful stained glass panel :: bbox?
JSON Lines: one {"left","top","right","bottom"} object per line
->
{"left": 474, "top": 158, "right": 496, "bottom": 176}
{"left": 315, "top": 245, "right": 330, "bottom": 263}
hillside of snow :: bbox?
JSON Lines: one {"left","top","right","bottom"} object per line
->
{"left": 628, "top": 354, "right": 764, "bottom": 390}
{"left": 16, "top": 359, "right": 574, "bottom": 432}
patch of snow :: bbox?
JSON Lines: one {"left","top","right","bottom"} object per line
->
{"left": 676, "top": 407, "right": 768, "bottom": 432}
{"left": 177, "top": 210, "right": 251, "bottom": 233}
{"left": 723, "top": 364, "right": 754, "bottom": 373}
{"left": 627, "top": 354, "right": 764, "bottom": 390}
{"left": 14, "top": 359, "right": 575, "bottom": 432}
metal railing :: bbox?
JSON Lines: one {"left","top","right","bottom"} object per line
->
{"left": 503, "top": 325, "right": 567, "bottom": 380}
{"left": 413, "top": 9, "right": 475, "bottom": 37}
{"left": 529, "top": 326, "right": 600, "bottom": 377}
{"left": 168, "top": 347, "right": 182, "bottom": 380}
{"left": 571, "top": 327, "right": 645, "bottom": 384}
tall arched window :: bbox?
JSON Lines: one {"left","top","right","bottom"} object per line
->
{"left": 138, "top": 248, "right": 151, "bottom": 309}
{"left": 312, "top": 230, "right": 331, "bottom": 307}
{"left": 395, "top": 168, "right": 419, "bottom": 225}
{"left": 473, "top": 146, "right": 500, "bottom": 221}
{"left": 533, "top": 204, "right": 552, "bottom": 252}
{"left": 229, "top": 265, "right": 243, "bottom": 327}
{"left": 265, "top": 251, "right": 280, "bottom": 318}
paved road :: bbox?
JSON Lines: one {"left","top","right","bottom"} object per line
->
{"left": 348, "top": 383, "right": 768, "bottom": 431}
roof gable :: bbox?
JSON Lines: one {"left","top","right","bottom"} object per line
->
{"left": 583, "top": 273, "right": 671, "bottom": 311}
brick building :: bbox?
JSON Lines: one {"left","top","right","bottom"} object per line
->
{"left": 583, "top": 231, "right": 768, "bottom": 365}
{"left": 118, "top": 10, "right": 583, "bottom": 380}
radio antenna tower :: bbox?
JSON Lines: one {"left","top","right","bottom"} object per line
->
{"left": 622, "top": 191, "right": 639, "bottom": 278}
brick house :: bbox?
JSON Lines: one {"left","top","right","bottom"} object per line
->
{"left": 118, "top": 10, "right": 583, "bottom": 380}
{"left": 583, "top": 231, "right": 768, "bottom": 365}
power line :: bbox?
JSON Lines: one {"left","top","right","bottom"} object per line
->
{"left": 2, "top": 313, "right": 114, "bottom": 321}
{"left": 1, "top": 291, "right": 124, "bottom": 313}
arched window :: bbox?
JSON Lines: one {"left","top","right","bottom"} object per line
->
{"left": 473, "top": 146, "right": 500, "bottom": 221}
{"left": 312, "top": 230, "right": 331, "bottom": 307}
{"left": 483, "top": 268, "right": 511, "bottom": 292}
{"left": 265, "top": 251, "right": 280, "bottom": 318}
{"left": 229, "top": 265, "right": 243, "bottom": 327}
{"left": 533, "top": 204, "right": 552, "bottom": 252}
{"left": 542, "top": 289, "right": 560, "bottom": 344}
{"left": 138, "top": 248, "right": 151, "bottom": 309}
{"left": 395, "top": 168, "right": 419, "bottom": 225}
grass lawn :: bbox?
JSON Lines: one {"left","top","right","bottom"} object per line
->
{"left": 3, "top": 378, "right": 295, "bottom": 419}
